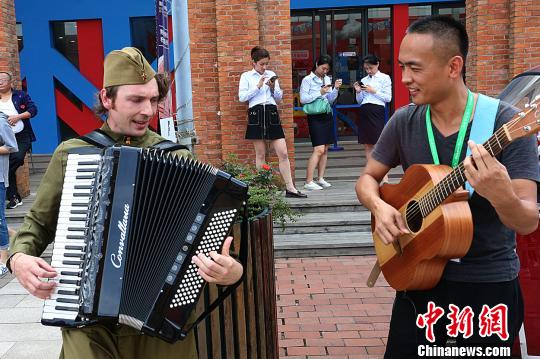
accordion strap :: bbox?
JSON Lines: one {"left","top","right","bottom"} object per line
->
{"left": 79, "top": 129, "right": 116, "bottom": 148}
{"left": 180, "top": 204, "right": 249, "bottom": 339}
{"left": 151, "top": 140, "right": 189, "bottom": 152}
{"left": 79, "top": 129, "right": 189, "bottom": 152}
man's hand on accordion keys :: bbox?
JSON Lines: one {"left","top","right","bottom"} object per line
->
{"left": 191, "top": 236, "right": 243, "bottom": 286}
{"left": 11, "top": 253, "right": 57, "bottom": 299}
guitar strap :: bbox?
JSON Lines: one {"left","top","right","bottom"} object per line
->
{"left": 465, "top": 94, "right": 500, "bottom": 196}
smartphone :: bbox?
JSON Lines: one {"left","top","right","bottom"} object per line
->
{"left": 321, "top": 84, "right": 332, "bottom": 88}
{"left": 269, "top": 75, "right": 279, "bottom": 82}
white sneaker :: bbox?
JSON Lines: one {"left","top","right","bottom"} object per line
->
{"left": 0, "top": 263, "right": 8, "bottom": 278}
{"left": 304, "top": 181, "right": 323, "bottom": 191}
{"left": 316, "top": 178, "right": 332, "bottom": 188}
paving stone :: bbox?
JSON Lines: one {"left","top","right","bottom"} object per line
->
{"left": 0, "top": 307, "right": 43, "bottom": 323}
{"left": 0, "top": 295, "right": 25, "bottom": 308}
{"left": 0, "top": 342, "right": 15, "bottom": 358}
{"left": 2, "top": 340, "right": 61, "bottom": 359}
{"left": 15, "top": 295, "right": 43, "bottom": 308}
{"left": 277, "top": 255, "right": 393, "bottom": 358}
{"left": 0, "top": 323, "right": 61, "bottom": 342}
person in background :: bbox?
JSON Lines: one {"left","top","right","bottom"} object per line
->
{"left": 0, "top": 112, "right": 18, "bottom": 276}
{"left": 0, "top": 72, "right": 38, "bottom": 209}
{"left": 239, "top": 46, "right": 306, "bottom": 198}
{"left": 299, "top": 55, "right": 341, "bottom": 191}
{"left": 353, "top": 54, "right": 392, "bottom": 183}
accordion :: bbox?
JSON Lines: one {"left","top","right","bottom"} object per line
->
{"left": 41, "top": 146, "right": 248, "bottom": 342}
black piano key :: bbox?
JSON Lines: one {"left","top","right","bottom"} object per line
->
{"left": 69, "top": 217, "right": 87, "bottom": 222}
{"left": 59, "top": 279, "right": 80, "bottom": 285}
{"left": 67, "top": 227, "right": 86, "bottom": 232}
{"left": 55, "top": 306, "right": 79, "bottom": 312}
{"left": 66, "top": 235, "right": 86, "bottom": 239}
{"left": 64, "top": 253, "right": 84, "bottom": 259}
{"left": 64, "top": 246, "right": 84, "bottom": 251}
{"left": 75, "top": 174, "right": 94, "bottom": 180}
{"left": 72, "top": 202, "right": 89, "bottom": 207}
{"left": 74, "top": 185, "right": 93, "bottom": 190}
{"left": 70, "top": 210, "right": 88, "bottom": 215}
{"left": 73, "top": 192, "right": 90, "bottom": 197}
{"left": 77, "top": 168, "right": 98, "bottom": 172}
{"left": 58, "top": 289, "right": 78, "bottom": 296}
{"left": 57, "top": 298, "right": 79, "bottom": 304}
{"left": 77, "top": 161, "right": 99, "bottom": 166}
{"left": 62, "top": 260, "right": 82, "bottom": 266}
{"left": 60, "top": 271, "right": 80, "bottom": 276}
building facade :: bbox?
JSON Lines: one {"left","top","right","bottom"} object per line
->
{"left": 1, "top": 0, "right": 539, "bottom": 163}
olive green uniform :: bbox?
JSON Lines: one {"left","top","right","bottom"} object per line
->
{"left": 10, "top": 123, "right": 197, "bottom": 359}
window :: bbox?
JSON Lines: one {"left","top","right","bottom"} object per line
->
{"left": 51, "top": 21, "right": 79, "bottom": 68}
{"left": 130, "top": 17, "right": 157, "bottom": 64}
{"left": 16, "top": 23, "right": 23, "bottom": 52}
{"left": 409, "top": 4, "right": 465, "bottom": 25}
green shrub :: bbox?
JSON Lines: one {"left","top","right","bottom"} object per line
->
{"left": 220, "top": 154, "right": 301, "bottom": 229}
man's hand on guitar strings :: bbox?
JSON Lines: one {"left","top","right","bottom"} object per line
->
{"left": 463, "top": 140, "right": 513, "bottom": 205}
{"left": 192, "top": 236, "right": 243, "bottom": 286}
{"left": 373, "top": 201, "right": 410, "bottom": 245}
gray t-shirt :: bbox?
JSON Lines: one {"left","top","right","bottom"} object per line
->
{"left": 372, "top": 99, "right": 540, "bottom": 282}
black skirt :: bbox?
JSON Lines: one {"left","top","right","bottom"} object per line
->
{"left": 245, "top": 104, "right": 285, "bottom": 140}
{"left": 358, "top": 103, "right": 385, "bottom": 145}
{"left": 307, "top": 113, "right": 334, "bottom": 147}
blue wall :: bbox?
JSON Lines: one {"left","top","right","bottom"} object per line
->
{"left": 16, "top": 0, "right": 155, "bottom": 153}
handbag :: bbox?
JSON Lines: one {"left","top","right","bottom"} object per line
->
{"left": 302, "top": 98, "right": 332, "bottom": 115}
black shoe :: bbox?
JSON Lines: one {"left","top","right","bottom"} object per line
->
{"left": 285, "top": 190, "right": 307, "bottom": 198}
{"left": 6, "top": 197, "right": 22, "bottom": 209}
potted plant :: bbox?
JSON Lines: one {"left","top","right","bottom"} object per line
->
{"left": 195, "top": 154, "right": 300, "bottom": 359}
{"left": 220, "top": 153, "right": 301, "bottom": 229}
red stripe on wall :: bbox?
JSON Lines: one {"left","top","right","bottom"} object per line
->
{"left": 77, "top": 20, "right": 104, "bottom": 89}
{"left": 392, "top": 4, "right": 409, "bottom": 110}
{"left": 55, "top": 88, "right": 103, "bottom": 135}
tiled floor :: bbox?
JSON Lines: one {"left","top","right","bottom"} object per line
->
{"left": 276, "top": 255, "right": 395, "bottom": 358}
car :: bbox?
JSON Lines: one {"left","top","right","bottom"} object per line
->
{"left": 498, "top": 66, "right": 540, "bottom": 157}
{"left": 499, "top": 67, "right": 540, "bottom": 358}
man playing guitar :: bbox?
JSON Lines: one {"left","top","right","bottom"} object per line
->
{"left": 356, "top": 15, "right": 539, "bottom": 358}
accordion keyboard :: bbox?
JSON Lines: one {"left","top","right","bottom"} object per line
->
{"left": 42, "top": 153, "right": 101, "bottom": 322}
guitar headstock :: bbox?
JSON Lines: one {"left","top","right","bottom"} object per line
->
{"left": 506, "top": 95, "right": 540, "bottom": 141}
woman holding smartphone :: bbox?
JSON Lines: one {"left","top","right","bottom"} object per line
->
{"left": 299, "top": 55, "right": 341, "bottom": 191}
{"left": 239, "top": 46, "right": 306, "bottom": 198}
{"left": 353, "top": 54, "right": 392, "bottom": 171}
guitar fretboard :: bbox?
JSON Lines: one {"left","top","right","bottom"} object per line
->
{"left": 418, "top": 125, "right": 512, "bottom": 217}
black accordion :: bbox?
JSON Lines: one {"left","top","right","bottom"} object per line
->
{"left": 41, "top": 146, "right": 248, "bottom": 342}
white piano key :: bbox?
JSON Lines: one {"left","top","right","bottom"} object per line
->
{"left": 49, "top": 293, "right": 80, "bottom": 302}
{"left": 45, "top": 299, "right": 79, "bottom": 309}
{"left": 41, "top": 311, "right": 78, "bottom": 321}
{"left": 51, "top": 261, "right": 81, "bottom": 269}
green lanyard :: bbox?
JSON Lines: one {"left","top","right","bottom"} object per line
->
{"left": 425, "top": 90, "right": 474, "bottom": 168}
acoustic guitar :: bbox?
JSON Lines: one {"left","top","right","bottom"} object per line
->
{"left": 371, "top": 96, "right": 540, "bottom": 291}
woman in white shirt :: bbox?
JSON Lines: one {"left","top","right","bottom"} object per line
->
{"left": 299, "top": 55, "right": 341, "bottom": 191}
{"left": 353, "top": 54, "right": 392, "bottom": 167}
{"left": 239, "top": 46, "right": 306, "bottom": 198}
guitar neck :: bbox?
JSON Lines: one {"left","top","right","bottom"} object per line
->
{"left": 419, "top": 125, "right": 512, "bottom": 216}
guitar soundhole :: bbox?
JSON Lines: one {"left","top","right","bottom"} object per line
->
{"left": 405, "top": 200, "right": 423, "bottom": 233}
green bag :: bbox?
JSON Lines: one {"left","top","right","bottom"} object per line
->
{"left": 302, "top": 98, "right": 332, "bottom": 115}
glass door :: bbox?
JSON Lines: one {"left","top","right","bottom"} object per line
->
{"left": 291, "top": 7, "right": 394, "bottom": 139}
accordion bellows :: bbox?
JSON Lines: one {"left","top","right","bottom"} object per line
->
{"left": 42, "top": 146, "right": 248, "bottom": 343}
